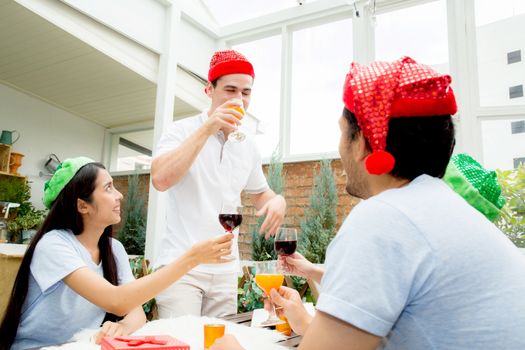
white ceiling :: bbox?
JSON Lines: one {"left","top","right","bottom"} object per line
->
{"left": 0, "top": 0, "right": 198, "bottom": 129}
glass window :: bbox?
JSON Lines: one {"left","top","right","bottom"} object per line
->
{"left": 290, "top": 18, "right": 352, "bottom": 155}
{"left": 513, "top": 157, "right": 525, "bottom": 168}
{"left": 509, "top": 85, "right": 524, "bottom": 99}
{"left": 203, "top": 0, "right": 320, "bottom": 26}
{"left": 507, "top": 50, "right": 522, "bottom": 64}
{"left": 475, "top": 0, "right": 525, "bottom": 106}
{"left": 375, "top": 0, "right": 449, "bottom": 73}
{"left": 116, "top": 130, "right": 153, "bottom": 171}
{"left": 481, "top": 118, "right": 525, "bottom": 170}
{"left": 511, "top": 120, "right": 525, "bottom": 134}
{"left": 233, "top": 35, "right": 282, "bottom": 158}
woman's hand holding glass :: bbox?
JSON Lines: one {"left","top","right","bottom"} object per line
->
{"left": 190, "top": 233, "right": 234, "bottom": 264}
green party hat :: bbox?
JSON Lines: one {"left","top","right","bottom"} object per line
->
{"left": 443, "top": 153, "right": 505, "bottom": 222}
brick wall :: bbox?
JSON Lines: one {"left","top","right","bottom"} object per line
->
{"left": 239, "top": 159, "right": 359, "bottom": 259}
{"left": 113, "top": 159, "right": 360, "bottom": 259}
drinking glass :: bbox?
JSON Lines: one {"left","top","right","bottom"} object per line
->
{"left": 274, "top": 228, "right": 298, "bottom": 274}
{"left": 218, "top": 203, "right": 243, "bottom": 261}
{"left": 227, "top": 99, "right": 246, "bottom": 142}
{"left": 254, "top": 260, "right": 285, "bottom": 326}
{"left": 204, "top": 323, "right": 225, "bottom": 349}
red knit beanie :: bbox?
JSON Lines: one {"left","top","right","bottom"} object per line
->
{"left": 342, "top": 56, "right": 457, "bottom": 175}
{"left": 208, "top": 50, "right": 255, "bottom": 82}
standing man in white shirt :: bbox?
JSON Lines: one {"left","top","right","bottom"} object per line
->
{"left": 151, "top": 50, "right": 286, "bottom": 318}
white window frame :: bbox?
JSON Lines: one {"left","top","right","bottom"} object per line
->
{"left": 217, "top": 0, "right": 525, "bottom": 166}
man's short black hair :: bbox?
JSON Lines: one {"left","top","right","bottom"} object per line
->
{"left": 342, "top": 107, "right": 455, "bottom": 180}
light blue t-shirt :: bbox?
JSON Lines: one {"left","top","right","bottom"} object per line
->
{"left": 12, "top": 229, "right": 134, "bottom": 350}
{"left": 317, "top": 175, "right": 525, "bottom": 349}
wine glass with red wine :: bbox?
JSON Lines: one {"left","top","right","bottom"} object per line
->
{"left": 218, "top": 203, "right": 243, "bottom": 261}
{"left": 274, "top": 228, "right": 298, "bottom": 274}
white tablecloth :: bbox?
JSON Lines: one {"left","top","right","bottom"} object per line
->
{"left": 43, "top": 315, "right": 286, "bottom": 350}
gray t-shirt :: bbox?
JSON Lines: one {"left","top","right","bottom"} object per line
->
{"left": 317, "top": 175, "right": 525, "bottom": 349}
{"left": 12, "top": 229, "right": 134, "bottom": 350}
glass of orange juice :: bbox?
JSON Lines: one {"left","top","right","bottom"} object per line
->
{"left": 227, "top": 99, "right": 246, "bottom": 142}
{"left": 254, "top": 260, "right": 285, "bottom": 326}
{"left": 204, "top": 323, "right": 225, "bottom": 349}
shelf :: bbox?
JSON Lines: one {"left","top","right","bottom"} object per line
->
{"left": 0, "top": 171, "right": 25, "bottom": 179}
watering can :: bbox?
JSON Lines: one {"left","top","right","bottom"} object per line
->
{"left": 0, "top": 130, "right": 20, "bottom": 145}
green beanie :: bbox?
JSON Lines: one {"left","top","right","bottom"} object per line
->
{"left": 43, "top": 157, "right": 95, "bottom": 209}
{"left": 443, "top": 153, "right": 505, "bottom": 222}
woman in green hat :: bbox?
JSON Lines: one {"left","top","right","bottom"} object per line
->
{"left": 0, "top": 157, "right": 233, "bottom": 350}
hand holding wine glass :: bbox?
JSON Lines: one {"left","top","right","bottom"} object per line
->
{"left": 218, "top": 203, "right": 243, "bottom": 261}
{"left": 190, "top": 233, "right": 234, "bottom": 264}
{"left": 274, "top": 228, "right": 298, "bottom": 274}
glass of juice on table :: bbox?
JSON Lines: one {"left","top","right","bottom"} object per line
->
{"left": 227, "top": 99, "right": 246, "bottom": 142}
{"left": 254, "top": 260, "right": 285, "bottom": 326}
{"left": 218, "top": 203, "right": 243, "bottom": 261}
{"left": 274, "top": 228, "right": 298, "bottom": 274}
{"left": 204, "top": 323, "right": 225, "bottom": 349}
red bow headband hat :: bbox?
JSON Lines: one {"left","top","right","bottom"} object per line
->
{"left": 342, "top": 56, "right": 458, "bottom": 175}
{"left": 208, "top": 50, "right": 255, "bottom": 82}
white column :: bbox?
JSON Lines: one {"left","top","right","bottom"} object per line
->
{"left": 352, "top": 0, "right": 374, "bottom": 65}
{"left": 279, "top": 25, "right": 292, "bottom": 157}
{"left": 145, "top": 2, "right": 182, "bottom": 260}
{"left": 447, "top": 0, "right": 483, "bottom": 161}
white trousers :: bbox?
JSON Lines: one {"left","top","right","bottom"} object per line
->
{"left": 156, "top": 270, "right": 237, "bottom": 318}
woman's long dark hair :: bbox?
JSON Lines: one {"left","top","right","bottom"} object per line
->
{"left": 0, "top": 163, "right": 120, "bottom": 350}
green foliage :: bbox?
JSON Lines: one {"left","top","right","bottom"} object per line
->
{"left": 17, "top": 208, "right": 46, "bottom": 230}
{"left": 237, "top": 266, "right": 264, "bottom": 313}
{"left": 0, "top": 177, "right": 32, "bottom": 216}
{"left": 289, "top": 275, "right": 314, "bottom": 303}
{"left": 251, "top": 148, "right": 284, "bottom": 261}
{"left": 129, "top": 256, "right": 157, "bottom": 320}
{"left": 495, "top": 164, "right": 525, "bottom": 245}
{"left": 117, "top": 173, "right": 146, "bottom": 255}
{"left": 8, "top": 208, "right": 46, "bottom": 242}
{"left": 299, "top": 159, "right": 338, "bottom": 264}
{"left": 2, "top": 180, "right": 45, "bottom": 243}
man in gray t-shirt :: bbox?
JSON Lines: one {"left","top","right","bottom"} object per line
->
{"left": 209, "top": 57, "right": 525, "bottom": 350}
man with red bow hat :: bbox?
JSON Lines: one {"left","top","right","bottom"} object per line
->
{"left": 210, "top": 57, "right": 525, "bottom": 349}
{"left": 150, "top": 50, "right": 286, "bottom": 318}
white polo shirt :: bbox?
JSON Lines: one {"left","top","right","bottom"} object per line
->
{"left": 153, "top": 111, "right": 269, "bottom": 274}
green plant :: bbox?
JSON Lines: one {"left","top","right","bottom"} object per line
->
{"left": 495, "top": 164, "right": 525, "bottom": 246}
{"left": 117, "top": 172, "right": 146, "bottom": 255}
{"left": 237, "top": 266, "right": 264, "bottom": 313}
{"left": 0, "top": 177, "right": 32, "bottom": 216}
{"left": 129, "top": 256, "right": 157, "bottom": 320}
{"left": 251, "top": 148, "right": 285, "bottom": 261}
{"left": 17, "top": 208, "right": 46, "bottom": 231}
{"left": 299, "top": 159, "right": 338, "bottom": 264}
{"left": 7, "top": 208, "right": 45, "bottom": 243}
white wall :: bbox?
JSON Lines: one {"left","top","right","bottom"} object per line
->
{"left": 0, "top": 84, "right": 106, "bottom": 209}
{"left": 477, "top": 14, "right": 525, "bottom": 107}
{"left": 476, "top": 14, "right": 525, "bottom": 170}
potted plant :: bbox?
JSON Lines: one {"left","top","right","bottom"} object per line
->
{"left": 19, "top": 209, "right": 45, "bottom": 243}
{"left": 7, "top": 208, "right": 45, "bottom": 244}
